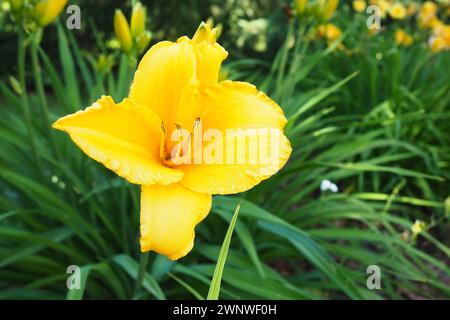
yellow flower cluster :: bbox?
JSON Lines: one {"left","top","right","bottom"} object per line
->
{"left": 351, "top": 1, "right": 450, "bottom": 52}
{"left": 417, "top": 1, "right": 450, "bottom": 52}
{"left": 114, "top": 2, "right": 151, "bottom": 54}
{"left": 294, "top": 1, "right": 343, "bottom": 49}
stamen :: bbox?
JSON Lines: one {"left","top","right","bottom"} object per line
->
{"left": 194, "top": 117, "right": 201, "bottom": 128}
{"left": 160, "top": 121, "right": 166, "bottom": 159}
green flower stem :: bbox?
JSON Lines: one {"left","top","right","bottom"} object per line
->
{"left": 30, "top": 35, "right": 61, "bottom": 160}
{"left": 133, "top": 251, "right": 150, "bottom": 297}
{"left": 17, "top": 28, "right": 41, "bottom": 173}
{"left": 275, "top": 18, "right": 295, "bottom": 100}
{"left": 283, "top": 20, "right": 311, "bottom": 102}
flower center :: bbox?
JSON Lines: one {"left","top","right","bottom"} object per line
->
{"left": 160, "top": 117, "right": 201, "bottom": 167}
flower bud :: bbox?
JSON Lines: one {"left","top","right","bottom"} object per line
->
{"left": 8, "top": 76, "right": 22, "bottom": 95}
{"left": 114, "top": 9, "right": 133, "bottom": 53}
{"left": 34, "top": 0, "right": 68, "bottom": 26}
{"left": 295, "top": 0, "right": 308, "bottom": 15}
{"left": 411, "top": 220, "right": 426, "bottom": 238}
{"left": 131, "top": 2, "right": 146, "bottom": 38}
{"left": 322, "top": 0, "right": 339, "bottom": 21}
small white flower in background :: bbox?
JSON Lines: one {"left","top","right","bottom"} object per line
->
{"left": 320, "top": 180, "right": 339, "bottom": 193}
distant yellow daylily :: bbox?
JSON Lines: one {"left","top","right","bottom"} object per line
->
{"left": 370, "top": 0, "right": 389, "bottom": 18}
{"left": 388, "top": 3, "right": 406, "bottom": 20}
{"left": 395, "top": 28, "right": 413, "bottom": 47}
{"left": 352, "top": 0, "right": 366, "bottom": 13}
{"left": 418, "top": 1, "right": 438, "bottom": 28}
{"left": 53, "top": 23, "right": 292, "bottom": 260}
{"left": 34, "top": 0, "right": 67, "bottom": 26}
{"left": 428, "top": 24, "right": 450, "bottom": 52}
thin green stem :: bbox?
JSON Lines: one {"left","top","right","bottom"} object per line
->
{"left": 133, "top": 252, "right": 150, "bottom": 297}
{"left": 275, "top": 19, "right": 295, "bottom": 100}
{"left": 18, "top": 28, "right": 41, "bottom": 173}
{"left": 30, "top": 34, "right": 61, "bottom": 160}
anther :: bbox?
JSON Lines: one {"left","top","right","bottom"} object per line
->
{"left": 194, "top": 117, "right": 201, "bottom": 128}
{"left": 160, "top": 121, "right": 166, "bottom": 159}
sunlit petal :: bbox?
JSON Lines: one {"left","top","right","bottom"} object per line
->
{"left": 52, "top": 96, "right": 183, "bottom": 185}
{"left": 129, "top": 38, "right": 199, "bottom": 127}
{"left": 179, "top": 81, "right": 292, "bottom": 194}
{"left": 140, "top": 183, "right": 212, "bottom": 260}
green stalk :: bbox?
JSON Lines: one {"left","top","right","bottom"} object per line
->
{"left": 30, "top": 34, "right": 61, "bottom": 160}
{"left": 283, "top": 20, "right": 311, "bottom": 103}
{"left": 133, "top": 252, "right": 150, "bottom": 297}
{"left": 17, "top": 28, "right": 41, "bottom": 173}
{"left": 275, "top": 19, "right": 295, "bottom": 100}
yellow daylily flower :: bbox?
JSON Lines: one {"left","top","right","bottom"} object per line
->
{"left": 389, "top": 3, "right": 406, "bottom": 20}
{"left": 34, "top": 0, "right": 68, "bottom": 26}
{"left": 395, "top": 29, "right": 413, "bottom": 47}
{"left": 370, "top": 0, "right": 389, "bottom": 18}
{"left": 352, "top": 0, "right": 366, "bottom": 13}
{"left": 52, "top": 23, "right": 292, "bottom": 260}
{"left": 428, "top": 24, "right": 450, "bottom": 52}
{"left": 114, "top": 9, "right": 133, "bottom": 53}
{"left": 429, "top": 36, "right": 448, "bottom": 52}
{"left": 418, "top": 1, "right": 438, "bottom": 28}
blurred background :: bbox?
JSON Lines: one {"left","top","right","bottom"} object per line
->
{"left": 0, "top": 0, "right": 449, "bottom": 300}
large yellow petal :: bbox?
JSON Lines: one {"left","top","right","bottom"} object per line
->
{"left": 140, "top": 183, "right": 211, "bottom": 260}
{"left": 128, "top": 36, "right": 227, "bottom": 131}
{"left": 129, "top": 38, "right": 199, "bottom": 128}
{"left": 191, "top": 22, "right": 228, "bottom": 87}
{"left": 52, "top": 96, "right": 183, "bottom": 185}
{"left": 179, "top": 81, "right": 292, "bottom": 194}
